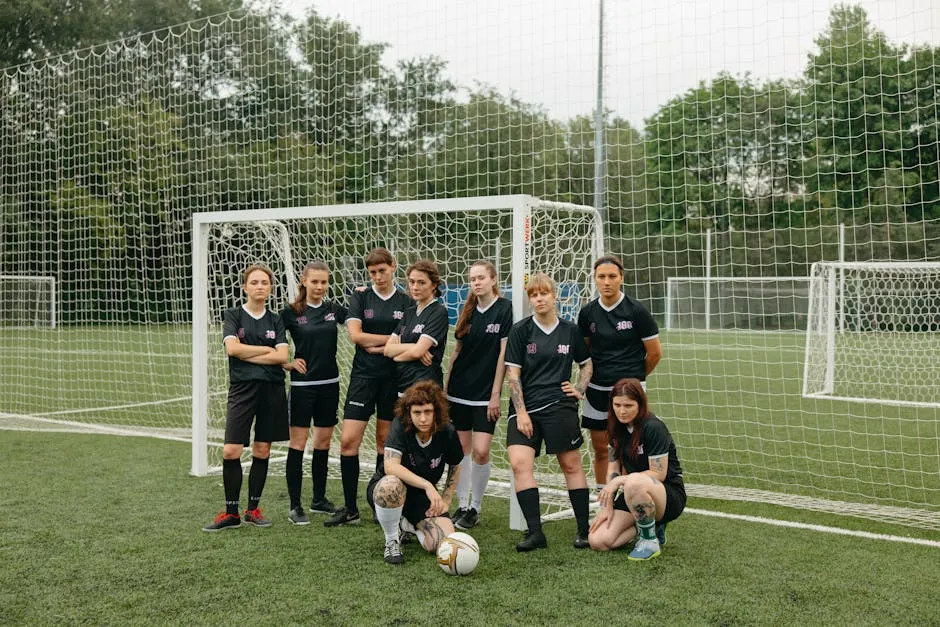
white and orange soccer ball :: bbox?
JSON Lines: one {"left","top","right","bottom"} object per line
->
{"left": 436, "top": 532, "right": 480, "bottom": 576}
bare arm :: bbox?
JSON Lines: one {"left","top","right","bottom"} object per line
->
{"left": 444, "top": 341, "right": 462, "bottom": 392}
{"left": 644, "top": 454, "right": 668, "bottom": 482}
{"left": 347, "top": 319, "right": 391, "bottom": 348}
{"left": 573, "top": 359, "right": 593, "bottom": 397}
{"left": 243, "top": 344, "right": 290, "bottom": 365}
{"left": 487, "top": 339, "right": 508, "bottom": 419}
{"left": 507, "top": 365, "right": 526, "bottom": 416}
{"left": 224, "top": 337, "right": 274, "bottom": 360}
{"left": 439, "top": 463, "right": 461, "bottom": 510}
{"left": 644, "top": 337, "right": 662, "bottom": 376}
{"left": 385, "top": 336, "right": 435, "bottom": 362}
{"left": 385, "top": 449, "right": 448, "bottom": 517}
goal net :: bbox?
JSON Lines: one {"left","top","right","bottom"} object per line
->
{"left": 0, "top": 276, "right": 56, "bottom": 328}
{"left": 803, "top": 262, "right": 940, "bottom": 408}
{"left": 665, "top": 277, "right": 810, "bottom": 332}
{"left": 192, "top": 196, "right": 603, "bottom": 526}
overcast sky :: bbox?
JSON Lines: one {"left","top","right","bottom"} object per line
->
{"left": 285, "top": 0, "right": 939, "bottom": 127}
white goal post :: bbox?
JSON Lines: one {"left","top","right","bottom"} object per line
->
{"left": 802, "top": 261, "right": 940, "bottom": 408}
{"left": 191, "top": 195, "right": 604, "bottom": 528}
{"left": 0, "top": 275, "right": 56, "bottom": 329}
{"left": 665, "top": 276, "right": 811, "bottom": 332}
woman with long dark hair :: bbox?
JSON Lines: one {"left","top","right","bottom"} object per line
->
{"left": 588, "top": 378, "right": 686, "bottom": 560}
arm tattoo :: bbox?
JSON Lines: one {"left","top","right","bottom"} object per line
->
{"left": 574, "top": 360, "right": 593, "bottom": 396}
{"left": 441, "top": 464, "right": 460, "bottom": 503}
{"left": 607, "top": 471, "right": 620, "bottom": 483}
{"left": 649, "top": 456, "right": 667, "bottom": 477}
{"left": 508, "top": 376, "right": 526, "bottom": 413}
{"left": 385, "top": 450, "right": 402, "bottom": 463}
{"left": 417, "top": 518, "right": 447, "bottom": 552}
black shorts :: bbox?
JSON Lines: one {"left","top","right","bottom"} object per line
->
{"left": 343, "top": 376, "right": 398, "bottom": 421}
{"left": 288, "top": 382, "right": 340, "bottom": 429}
{"left": 225, "top": 380, "right": 289, "bottom": 445}
{"left": 581, "top": 386, "right": 610, "bottom": 431}
{"left": 506, "top": 398, "right": 583, "bottom": 456}
{"left": 448, "top": 402, "right": 497, "bottom": 434}
{"left": 613, "top": 480, "right": 686, "bottom": 524}
{"left": 366, "top": 474, "right": 451, "bottom": 527}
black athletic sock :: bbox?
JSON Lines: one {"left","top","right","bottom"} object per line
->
{"left": 568, "top": 487, "right": 590, "bottom": 536}
{"left": 375, "top": 453, "right": 384, "bottom": 475}
{"left": 516, "top": 487, "right": 542, "bottom": 533}
{"left": 222, "top": 458, "right": 242, "bottom": 515}
{"left": 247, "top": 455, "right": 269, "bottom": 511}
{"left": 286, "top": 447, "right": 304, "bottom": 509}
{"left": 340, "top": 454, "right": 360, "bottom": 513}
{"left": 312, "top": 448, "right": 329, "bottom": 502}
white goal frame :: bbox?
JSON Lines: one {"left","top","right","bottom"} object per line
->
{"left": 0, "top": 275, "right": 56, "bottom": 329}
{"left": 191, "top": 195, "right": 604, "bottom": 530}
{"left": 802, "top": 261, "right": 940, "bottom": 408}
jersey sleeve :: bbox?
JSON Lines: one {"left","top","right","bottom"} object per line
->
{"left": 571, "top": 324, "right": 591, "bottom": 364}
{"left": 422, "top": 304, "right": 449, "bottom": 346}
{"left": 334, "top": 303, "right": 349, "bottom": 324}
{"left": 445, "top": 428, "right": 464, "bottom": 466}
{"left": 635, "top": 302, "right": 660, "bottom": 340}
{"left": 498, "top": 301, "right": 514, "bottom": 339}
{"left": 222, "top": 308, "right": 239, "bottom": 343}
{"left": 577, "top": 304, "right": 591, "bottom": 338}
{"left": 642, "top": 418, "right": 671, "bottom": 458}
{"left": 273, "top": 312, "right": 288, "bottom": 346}
{"left": 504, "top": 322, "right": 525, "bottom": 369}
{"left": 347, "top": 291, "right": 364, "bottom": 322}
{"left": 383, "top": 418, "right": 407, "bottom": 456}
{"left": 279, "top": 307, "right": 295, "bottom": 335}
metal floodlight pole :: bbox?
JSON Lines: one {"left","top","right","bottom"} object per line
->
{"left": 593, "top": 0, "right": 606, "bottom": 227}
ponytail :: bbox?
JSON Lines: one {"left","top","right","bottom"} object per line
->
{"left": 290, "top": 261, "right": 330, "bottom": 314}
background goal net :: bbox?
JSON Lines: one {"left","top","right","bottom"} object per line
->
{"left": 1, "top": 1, "right": 938, "bottom": 531}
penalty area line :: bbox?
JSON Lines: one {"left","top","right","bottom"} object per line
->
{"left": 686, "top": 507, "right": 940, "bottom": 548}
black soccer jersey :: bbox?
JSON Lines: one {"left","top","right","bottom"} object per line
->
{"left": 347, "top": 286, "right": 414, "bottom": 379}
{"left": 280, "top": 300, "right": 348, "bottom": 385}
{"left": 578, "top": 293, "right": 659, "bottom": 387}
{"left": 393, "top": 300, "right": 449, "bottom": 392}
{"left": 614, "top": 414, "right": 684, "bottom": 487}
{"left": 222, "top": 305, "right": 288, "bottom": 383}
{"left": 504, "top": 316, "right": 591, "bottom": 413}
{"left": 384, "top": 417, "right": 464, "bottom": 487}
{"left": 447, "top": 297, "right": 514, "bottom": 405}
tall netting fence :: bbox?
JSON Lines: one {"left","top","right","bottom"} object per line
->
{"left": 1, "top": 2, "right": 937, "bottom": 528}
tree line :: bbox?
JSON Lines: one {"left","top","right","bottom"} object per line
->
{"left": 0, "top": 2, "right": 937, "bottom": 321}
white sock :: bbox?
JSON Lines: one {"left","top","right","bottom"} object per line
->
{"left": 375, "top": 504, "right": 403, "bottom": 542}
{"left": 456, "top": 454, "right": 471, "bottom": 508}
{"left": 470, "top": 460, "right": 491, "bottom": 512}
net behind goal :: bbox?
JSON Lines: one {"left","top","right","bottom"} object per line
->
{"left": 802, "top": 262, "right": 940, "bottom": 407}
{"left": 0, "top": 275, "right": 56, "bottom": 329}
{"left": 192, "top": 195, "right": 603, "bottom": 525}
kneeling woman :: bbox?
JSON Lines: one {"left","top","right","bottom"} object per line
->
{"left": 589, "top": 378, "right": 686, "bottom": 560}
{"left": 368, "top": 381, "right": 464, "bottom": 565}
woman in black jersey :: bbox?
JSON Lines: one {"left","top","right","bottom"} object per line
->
{"left": 505, "top": 273, "right": 593, "bottom": 551}
{"left": 203, "top": 264, "right": 289, "bottom": 532}
{"left": 368, "top": 381, "right": 464, "bottom": 565}
{"left": 383, "top": 259, "right": 449, "bottom": 391}
{"left": 445, "top": 260, "right": 513, "bottom": 530}
{"left": 280, "top": 261, "right": 347, "bottom": 525}
{"left": 589, "top": 378, "right": 686, "bottom": 560}
{"left": 578, "top": 255, "right": 662, "bottom": 492}
{"left": 325, "top": 248, "right": 414, "bottom": 527}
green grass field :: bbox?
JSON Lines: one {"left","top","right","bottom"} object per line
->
{"left": 1, "top": 430, "right": 938, "bottom": 625}
{"left": 2, "top": 325, "right": 937, "bottom": 515}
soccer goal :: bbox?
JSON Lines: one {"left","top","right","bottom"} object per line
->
{"left": 192, "top": 195, "right": 604, "bottom": 527}
{"left": 665, "top": 276, "right": 811, "bottom": 331}
{"left": 802, "top": 262, "right": 940, "bottom": 408}
{"left": 0, "top": 275, "right": 56, "bottom": 329}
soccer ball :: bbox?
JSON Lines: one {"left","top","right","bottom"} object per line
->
{"left": 436, "top": 532, "right": 480, "bottom": 576}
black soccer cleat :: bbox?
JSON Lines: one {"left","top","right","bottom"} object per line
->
{"left": 323, "top": 506, "right": 361, "bottom": 527}
{"left": 383, "top": 537, "right": 405, "bottom": 565}
{"left": 455, "top": 507, "right": 479, "bottom": 530}
{"left": 288, "top": 506, "right": 310, "bottom": 526}
{"left": 202, "top": 512, "right": 242, "bottom": 532}
{"left": 573, "top": 533, "right": 590, "bottom": 549}
{"left": 515, "top": 528, "right": 548, "bottom": 552}
{"left": 309, "top": 498, "right": 337, "bottom": 515}
{"left": 244, "top": 508, "right": 272, "bottom": 528}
